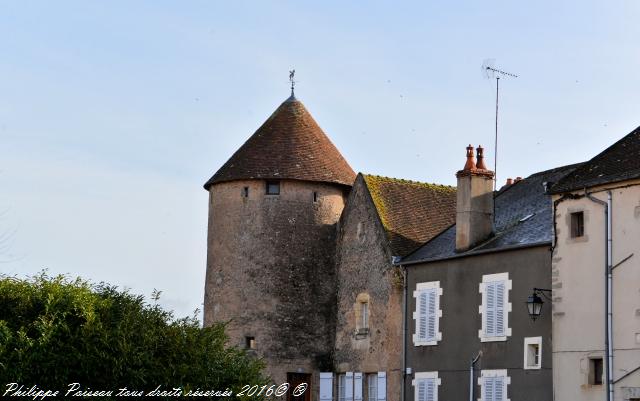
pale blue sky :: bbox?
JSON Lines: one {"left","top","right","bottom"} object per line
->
{"left": 1, "top": 1, "right": 639, "bottom": 318}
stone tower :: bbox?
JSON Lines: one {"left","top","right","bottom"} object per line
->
{"left": 203, "top": 94, "right": 355, "bottom": 389}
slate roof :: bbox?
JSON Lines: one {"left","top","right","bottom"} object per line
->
{"left": 550, "top": 126, "right": 640, "bottom": 193}
{"left": 204, "top": 96, "right": 356, "bottom": 189}
{"left": 402, "top": 163, "right": 582, "bottom": 264}
{"left": 362, "top": 174, "right": 457, "bottom": 257}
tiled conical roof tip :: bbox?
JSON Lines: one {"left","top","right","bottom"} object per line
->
{"left": 204, "top": 96, "right": 356, "bottom": 189}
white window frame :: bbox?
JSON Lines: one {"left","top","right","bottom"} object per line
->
{"left": 412, "top": 371, "right": 440, "bottom": 401}
{"left": 478, "top": 369, "right": 510, "bottom": 401}
{"left": 523, "top": 336, "right": 542, "bottom": 370}
{"left": 478, "top": 273, "right": 512, "bottom": 342}
{"left": 412, "top": 281, "right": 443, "bottom": 346}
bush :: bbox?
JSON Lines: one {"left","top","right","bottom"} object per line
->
{"left": 0, "top": 272, "right": 266, "bottom": 399}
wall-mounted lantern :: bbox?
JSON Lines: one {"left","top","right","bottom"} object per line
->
{"left": 526, "top": 288, "right": 552, "bottom": 321}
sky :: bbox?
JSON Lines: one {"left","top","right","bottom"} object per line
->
{"left": 1, "top": 1, "right": 639, "bottom": 319}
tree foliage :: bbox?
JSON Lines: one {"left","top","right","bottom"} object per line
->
{"left": 0, "top": 272, "right": 266, "bottom": 399}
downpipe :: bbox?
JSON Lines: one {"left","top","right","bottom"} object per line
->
{"left": 585, "top": 189, "right": 613, "bottom": 401}
{"left": 470, "top": 351, "right": 481, "bottom": 401}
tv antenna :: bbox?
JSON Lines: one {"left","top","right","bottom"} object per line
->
{"left": 289, "top": 69, "right": 296, "bottom": 97}
{"left": 482, "top": 59, "right": 518, "bottom": 191}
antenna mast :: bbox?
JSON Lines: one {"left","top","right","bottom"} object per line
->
{"left": 481, "top": 59, "right": 518, "bottom": 191}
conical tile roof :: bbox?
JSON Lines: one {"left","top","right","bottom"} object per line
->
{"left": 204, "top": 96, "right": 355, "bottom": 189}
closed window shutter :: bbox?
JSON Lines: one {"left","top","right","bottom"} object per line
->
{"left": 494, "top": 376, "right": 504, "bottom": 401}
{"left": 345, "top": 372, "right": 354, "bottom": 401}
{"left": 417, "top": 380, "right": 426, "bottom": 401}
{"left": 483, "top": 377, "right": 494, "bottom": 401}
{"left": 426, "top": 289, "right": 437, "bottom": 341}
{"left": 425, "top": 378, "right": 436, "bottom": 401}
{"left": 320, "top": 373, "right": 333, "bottom": 401}
{"left": 495, "top": 282, "right": 505, "bottom": 336}
{"left": 354, "top": 373, "right": 363, "bottom": 401}
{"left": 485, "top": 283, "right": 496, "bottom": 337}
{"left": 377, "top": 372, "right": 386, "bottom": 401}
{"left": 419, "top": 292, "right": 428, "bottom": 340}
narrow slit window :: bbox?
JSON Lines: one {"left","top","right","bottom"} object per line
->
{"left": 242, "top": 187, "right": 249, "bottom": 198}
{"left": 266, "top": 180, "right": 280, "bottom": 195}
{"left": 245, "top": 336, "right": 256, "bottom": 349}
{"left": 313, "top": 191, "right": 318, "bottom": 202}
{"left": 570, "top": 211, "right": 584, "bottom": 238}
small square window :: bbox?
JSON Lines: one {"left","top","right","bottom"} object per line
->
{"left": 524, "top": 337, "right": 542, "bottom": 369}
{"left": 589, "top": 357, "right": 603, "bottom": 385}
{"left": 266, "top": 181, "right": 280, "bottom": 195}
{"left": 571, "top": 211, "right": 584, "bottom": 238}
{"left": 245, "top": 336, "right": 256, "bottom": 349}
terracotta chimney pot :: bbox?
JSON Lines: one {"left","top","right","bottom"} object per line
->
{"left": 506, "top": 178, "right": 513, "bottom": 185}
{"left": 476, "top": 145, "right": 488, "bottom": 170}
{"left": 463, "top": 144, "right": 476, "bottom": 171}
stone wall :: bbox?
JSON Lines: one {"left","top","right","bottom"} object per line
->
{"left": 204, "top": 179, "right": 347, "bottom": 390}
{"left": 334, "top": 175, "right": 404, "bottom": 401}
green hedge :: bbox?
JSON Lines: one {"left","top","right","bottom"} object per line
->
{"left": 0, "top": 272, "right": 266, "bottom": 399}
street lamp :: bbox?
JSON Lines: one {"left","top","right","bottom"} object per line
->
{"left": 526, "top": 288, "right": 552, "bottom": 321}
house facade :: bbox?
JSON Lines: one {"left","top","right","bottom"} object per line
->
{"left": 549, "top": 127, "right": 640, "bottom": 401}
{"left": 400, "top": 145, "right": 579, "bottom": 401}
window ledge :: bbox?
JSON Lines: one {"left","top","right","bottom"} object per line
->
{"left": 413, "top": 340, "right": 438, "bottom": 346}
{"left": 354, "top": 328, "right": 370, "bottom": 339}
{"left": 480, "top": 335, "right": 508, "bottom": 343}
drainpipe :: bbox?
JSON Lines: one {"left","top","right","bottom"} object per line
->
{"left": 401, "top": 262, "right": 407, "bottom": 401}
{"left": 470, "top": 351, "right": 481, "bottom": 401}
{"left": 585, "top": 189, "right": 613, "bottom": 401}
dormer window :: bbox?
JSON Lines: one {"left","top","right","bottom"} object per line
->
{"left": 266, "top": 181, "right": 280, "bottom": 195}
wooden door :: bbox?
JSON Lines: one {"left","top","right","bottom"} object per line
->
{"left": 287, "top": 373, "right": 311, "bottom": 401}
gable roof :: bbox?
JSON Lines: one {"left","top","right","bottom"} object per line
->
{"left": 550, "top": 126, "right": 640, "bottom": 193}
{"left": 204, "top": 96, "right": 356, "bottom": 189}
{"left": 362, "top": 174, "right": 457, "bottom": 257}
{"left": 402, "top": 163, "right": 582, "bottom": 264}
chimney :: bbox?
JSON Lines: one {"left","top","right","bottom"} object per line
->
{"left": 506, "top": 178, "right": 514, "bottom": 185}
{"left": 455, "top": 145, "right": 495, "bottom": 252}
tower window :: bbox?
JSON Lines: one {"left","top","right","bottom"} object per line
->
{"left": 358, "top": 301, "right": 369, "bottom": 332}
{"left": 570, "top": 211, "right": 584, "bottom": 238}
{"left": 313, "top": 191, "right": 318, "bottom": 202}
{"left": 245, "top": 336, "right": 256, "bottom": 349}
{"left": 266, "top": 181, "right": 280, "bottom": 195}
{"left": 242, "top": 187, "right": 249, "bottom": 198}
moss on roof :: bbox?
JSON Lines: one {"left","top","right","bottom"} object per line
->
{"left": 362, "top": 174, "right": 457, "bottom": 256}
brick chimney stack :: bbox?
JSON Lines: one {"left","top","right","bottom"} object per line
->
{"left": 455, "top": 145, "right": 495, "bottom": 252}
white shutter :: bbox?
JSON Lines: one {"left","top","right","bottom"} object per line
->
{"left": 483, "top": 377, "right": 494, "bottom": 401}
{"left": 377, "top": 372, "right": 386, "bottom": 401}
{"left": 417, "top": 380, "right": 426, "bottom": 401}
{"left": 345, "top": 372, "right": 354, "bottom": 401}
{"left": 418, "top": 292, "right": 428, "bottom": 340}
{"left": 426, "top": 289, "right": 437, "bottom": 341}
{"left": 426, "top": 378, "right": 436, "bottom": 401}
{"left": 485, "top": 283, "right": 496, "bottom": 337}
{"left": 494, "top": 376, "right": 504, "bottom": 401}
{"left": 354, "top": 373, "right": 363, "bottom": 401}
{"left": 320, "top": 372, "right": 333, "bottom": 401}
{"left": 495, "top": 282, "right": 505, "bottom": 336}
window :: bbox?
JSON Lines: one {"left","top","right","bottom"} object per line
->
{"left": 245, "top": 336, "right": 256, "bottom": 349}
{"left": 367, "top": 374, "right": 377, "bottom": 401}
{"left": 524, "top": 337, "right": 542, "bottom": 369}
{"left": 571, "top": 211, "right": 584, "bottom": 238}
{"left": 313, "top": 191, "right": 318, "bottom": 202}
{"left": 589, "top": 358, "right": 603, "bottom": 385}
{"left": 412, "top": 282, "right": 442, "bottom": 346}
{"left": 359, "top": 302, "right": 369, "bottom": 332}
{"left": 412, "top": 372, "right": 439, "bottom": 401}
{"left": 479, "top": 273, "right": 512, "bottom": 342}
{"left": 355, "top": 293, "right": 370, "bottom": 336}
{"left": 319, "top": 373, "right": 333, "bottom": 401}
{"left": 479, "top": 370, "right": 509, "bottom": 401}
{"left": 266, "top": 180, "right": 280, "bottom": 195}
{"left": 242, "top": 187, "right": 249, "bottom": 198}
{"left": 338, "top": 374, "right": 346, "bottom": 401}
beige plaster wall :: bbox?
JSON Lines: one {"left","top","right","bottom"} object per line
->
{"left": 552, "top": 180, "right": 640, "bottom": 401}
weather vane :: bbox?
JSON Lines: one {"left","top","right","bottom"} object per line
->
{"left": 289, "top": 69, "right": 296, "bottom": 97}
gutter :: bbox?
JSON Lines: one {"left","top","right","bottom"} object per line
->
{"left": 585, "top": 188, "right": 613, "bottom": 401}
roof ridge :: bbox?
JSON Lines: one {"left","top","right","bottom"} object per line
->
{"left": 362, "top": 173, "right": 455, "bottom": 190}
